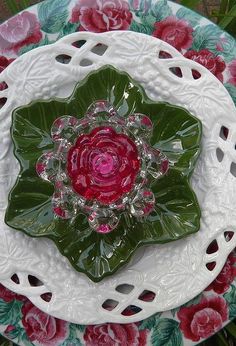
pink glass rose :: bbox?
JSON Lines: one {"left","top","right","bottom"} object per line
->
{"left": 71, "top": 0, "right": 133, "bottom": 32}
{"left": 153, "top": 16, "right": 193, "bottom": 51}
{"left": 0, "top": 11, "right": 42, "bottom": 54}
{"left": 67, "top": 126, "right": 140, "bottom": 205}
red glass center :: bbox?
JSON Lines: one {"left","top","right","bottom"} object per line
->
{"left": 67, "top": 126, "right": 140, "bottom": 204}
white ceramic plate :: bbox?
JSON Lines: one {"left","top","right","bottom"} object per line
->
{"left": 0, "top": 31, "right": 236, "bottom": 324}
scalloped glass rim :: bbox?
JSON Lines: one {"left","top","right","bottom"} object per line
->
{"left": 5, "top": 66, "right": 202, "bottom": 282}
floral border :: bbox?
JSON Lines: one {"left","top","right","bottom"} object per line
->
{"left": 0, "top": 0, "right": 236, "bottom": 345}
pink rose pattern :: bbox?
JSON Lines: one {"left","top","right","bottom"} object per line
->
{"left": 229, "top": 60, "right": 236, "bottom": 86}
{"left": 152, "top": 16, "right": 193, "bottom": 51}
{"left": 0, "top": 11, "right": 42, "bottom": 54}
{"left": 22, "top": 301, "right": 69, "bottom": 345}
{"left": 1, "top": 1, "right": 236, "bottom": 345}
{"left": 84, "top": 323, "right": 148, "bottom": 346}
{"left": 177, "top": 296, "right": 228, "bottom": 342}
{"left": 184, "top": 49, "right": 226, "bottom": 82}
{"left": 71, "top": 0, "right": 133, "bottom": 32}
{"left": 205, "top": 253, "right": 236, "bottom": 294}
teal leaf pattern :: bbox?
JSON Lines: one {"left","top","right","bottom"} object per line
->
{"left": 151, "top": 319, "right": 183, "bottom": 346}
{"left": 149, "top": 0, "right": 172, "bottom": 21}
{"left": 129, "top": 20, "right": 154, "bottom": 35}
{"left": 224, "top": 285, "right": 236, "bottom": 319}
{"left": 58, "top": 22, "right": 80, "bottom": 39}
{"left": 139, "top": 312, "right": 161, "bottom": 330}
{"left": 216, "top": 33, "right": 236, "bottom": 62}
{"left": 192, "top": 24, "right": 223, "bottom": 51}
{"left": 0, "top": 300, "right": 23, "bottom": 325}
{"left": 38, "top": 0, "right": 70, "bottom": 34}
{"left": 176, "top": 7, "right": 201, "bottom": 27}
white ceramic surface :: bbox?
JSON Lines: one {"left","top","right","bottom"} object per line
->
{"left": 0, "top": 31, "right": 236, "bottom": 324}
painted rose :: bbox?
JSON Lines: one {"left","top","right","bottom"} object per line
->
{"left": 177, "top": 296, "right": 228, "bottom": 342}
{"left": 22, "top": 301, "right": 69, "bottom": 346}
{"left": 71, "top": 0, "right": 133, "bottom": 32}
{"left": 0, "top": 283, "right": 26, "bottom": 302}
{"left": 228, "top": 59, "right": 236, "bottom": 86}
{"left": 206, "top": 253, "right": 236, "bottom": 294}
{"left": 153, "top": 16, "right": 193, "bottom": 51}
{"left": 0, "top": 11, "right": 42, "bottom": 53}
{"left": 0, "top": 56, "right": 14, "bottom": 94}
{"left": 0, "top": 56, "right": 14, "bottom": 73}
{"left": 84, "top": 323, "right": 148, "bottom": 346}
{"left": 184, "top": 49, "right": 226, "bottom": 82}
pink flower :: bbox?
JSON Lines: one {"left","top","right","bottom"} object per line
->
{"left": 0, "top": 56, "right": 14, "bottom": 96}
{"left": 22, "top": 301, "right": 69, "bottom": 346}
{"left": 228, "top": 59, "right": 236, "bottom": 86}
{"left": 67, "top": 126, "right": 140, "bottom": 205}
{"left": 153, "top": 16, "right": 193, "bottom": 51}
{"left": 70, "top": 0, "right": 133, "bottom": 32}
{"left": 184, "top": 49, "right": 226, "bottom": 82}
{"left": 0, "top": 56, "right": 14, "bottom": 73}
{"left": 0, "top": 11, "right": 42, "bottom": 53}
{"left": 0, "top": 283, "right": 26, "bottom": 302}
{"left": 84, "top": 323, "right": 148, "bottom": 346}
{"left": 205, "top": 253, "right": 236, "bottom": 294}
{"left": 177, "top": 296, "right": 228, "bottom": 342}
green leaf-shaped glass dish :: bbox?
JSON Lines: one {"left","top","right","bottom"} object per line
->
{"left": 5, "top": 66, "right": 202, "bottom": 282}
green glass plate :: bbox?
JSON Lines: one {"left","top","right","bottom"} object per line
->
{"left": 5, "top": 66, "right": 202, "bottom": 282}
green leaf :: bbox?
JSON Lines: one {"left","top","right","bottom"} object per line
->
{"left": 218, "top": 4, "right": 236, "bottom": 29}
{"left": 192, "top": 24, "right": 223, "bottom": 51}
{"left": 54, "top": 169, "right": 200, "bottom": 281}
{"left": 149, "top": 0, "right": 172, "bottom": 21}
{"left": 151, "top": 319, "right": 183, "bottom": 346}
{"left": 225, "top": 322, "right": 236, "bottom": 339}
{"left": 179, "top": 0, "right": 201, "bottom": 10}
{"left": 139, "top": 313, "right": 161, "bottom": 330}
{"left": 147, "top": 104, "right": 201, "bottom": 176}
{"left": 6, "top": 66, "right": 201, "bottom": 282}
{"left": 4, "top": 324, "right": 32, "bottom": 346}
{"left": 19, "top": 36, "right": 52, "bottom": 56}
{"left": 176, "top": 7, "right": 201, "bottom": 27}
{"left": 58, "top": 22, "right": 79, "bottom": 39}
{"left": 224, "top": 285, "right": 236, "bottom": 319}
{"left": 0, "top": 299, "right": 23, "bottom": 325}
{"left": 38, "top": 0, "right": 70, "bottom": 34}
{"left": 129, "top": 20, "right": 154, "bottom": 34}
{"left": 0, "top": 336, "right": 14, "bottom": 346}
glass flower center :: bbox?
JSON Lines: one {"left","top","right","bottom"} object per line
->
{"left": 92, "top": 152, "right": 118, "bottom": 175}
{"left": 35, "top": 101, "right": 170, "bottom": 233}
{"left": 67, "top": 126, "right": 140, "bottom": 205}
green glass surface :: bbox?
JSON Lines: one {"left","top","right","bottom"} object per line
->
{"left": 5, "top": 66, "right": 202, "bottom": 282}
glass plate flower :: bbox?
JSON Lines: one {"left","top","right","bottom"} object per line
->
{"left": 5, "top": 66, "right": 202, "bottom": 282}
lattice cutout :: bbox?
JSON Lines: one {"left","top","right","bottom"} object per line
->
{"left": 56, "top": 54, "right": 72, "bottom": 64}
